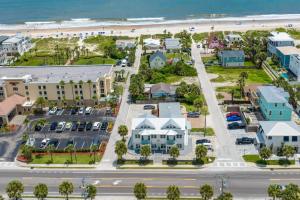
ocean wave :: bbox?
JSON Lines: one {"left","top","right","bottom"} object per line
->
{"left": 127, "top": 17, "right": 165, "bottom": 21}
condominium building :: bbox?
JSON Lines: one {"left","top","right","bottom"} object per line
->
{"left": 0, "top": 65, "right": 113, "bottom": 107}
{"left": 267, "top": 32, "right": 294, "bottom": 55}
{"left": 2, "top": 35, "right": 32, "bottom": 56}
{"left": 0, "top": 36, "right": 9, "bottom": 65}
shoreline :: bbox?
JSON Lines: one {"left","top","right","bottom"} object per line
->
{"left": 1, "top": 13, "right": 300, "bottom": 38}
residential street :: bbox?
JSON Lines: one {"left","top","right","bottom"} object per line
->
{"left": 191, "top": 43, "right": 244, "bottom": 167}
{"left": 98, "top": 44, "right": 142, "bottom": 170}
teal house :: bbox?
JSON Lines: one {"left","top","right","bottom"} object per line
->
{"left": 218, "top": 50, "right": 245, "bottom": 67}
{"left": 257, "top": 86, "right": 292, "bottom": 121}
{"left": 275, "top": 46, "right": 300, "bottom": 68}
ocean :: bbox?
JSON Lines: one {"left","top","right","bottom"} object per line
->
{"left": 1, "top": 0, "right": 300, "bottom": 26}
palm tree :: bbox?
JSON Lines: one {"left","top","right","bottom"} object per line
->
{"left": 120, "top": 69, "right": 125, "bottom": 79}
{"left": 23, "top": 118, "right": 30, "bottom": 130}
{"left": 134, "top": 182, "right": 147, "bottom": 200}
{"left": 166, "top": 185, "right": 180, "bottom": 200}
{"left": 90, "top": 144, "right": 98, "bottom": 163}
{"left": 35, "top": 97, "right": 46, "bottom": 111}
{"left": 86, "top": 184, "right": 97, "bottom": 200}
{"left": 140, "top": 145, "right": 151, "bottom": 160}
{"left": 34, "top": 183, "right": 48, "bottom": 200}
{"left": 21, "top": 145, "right": 33, "bottom": 161}
{"left": 268, "top": 184, "right": 282, "bottom": 200}
{"left": 259, "top": 147, "right": 272, "bottom": 161}
{"left": 87, "top": 80, "right": 93, "bottom": 100}
{"left": 46, "top": 144, "right": 55, "bottom": 163}
{"left": 65, "top": 144, "right": 74, "bottom": 163}
{"left": 195, "top": 145, "right": 208, "bottom": 162}
{"left": 282, "top": 145, "right": 296, "bottom": 163}
{"left": 69, "top": 80, "right": 75, "bottom": 104}
{"left": 59, "top": 181, "right": 74, "bottom": 200}
{"left": 118, "top": 125, "right": 128, "bottom": 141}
{"left": 6, "top": 180, "right": 24, "bottom": 200}
{"left": 200, "top": 184, "right": 214, "bottom": 200}
{"left": 169, "top": 146, "right": 180, "bottom": 161}
{"left": 115, "top": 140, "right": 127, "bottom": 160}
{"left": 216, "top": 192, "right": 233, "bottom": 200}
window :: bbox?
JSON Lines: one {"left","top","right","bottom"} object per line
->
{"left": 275, "top": 103, "right": 277, "bottom": 107}
{"left": 43, "top": 86, "right": 46, "bottom": 89}
{"left": 56, "top": 85, "right": 59, "bottom": 89}
{"left": 80, "top": 90, "right": 83, "bottom": 94}
{"left": 93, "top": 90, "right": 97, "bottom": 94}
{"left": 177, "top": 144, "right": 182, "bottom": 148}
{"left": 283, "top": 103, "right": 285, "bottom": 107}
{"left": 81, "top": 96, "right": 84, "bottom": 100}
{"left": 135, "top": 134, "right": 140, "bottom": 139}
{"left": 0, "top": 87, "right": 3, "bottom": 90}
{"left": 58, "top": 96, "right": 61, "bottom": 100}
{"left": 100, "top": 81, "right": 104, "bottom": 87}
{"left": 101, "top": 89, "right": 105, "bottom": 93}
{"left": 268, "top": 136, "right": 272, "bottom": 140}
{"left": 136, "top": 144, "right": 140, "bottom": 149}
{"left": 75, "top": 91, "right": 78, "bottom": 95}
{"left": 160, "top": 135, "right": 166, "bottom": 139}
{"left": 62, "top": 91, "right": 65, "bottom": 95}
{"left": 61, "top": 86, "right": 64, "bottom": 89}
{"left": 39, "top": 91, "right": 42, "bottom": 95}
{"left": 57, "top": 91, "right": 60, "bottom": 94}
{"left": 292, "top": 136, "right": 298, "bottom": 142}
{"left": 151, "top": 135, "right": 157, "bottom": 139}
{"left": 161, "top": 144, "right": 166, "bottom": 149}
{"left": 44, "top": 91, "right": 47, "bottom": 95}
{"left": 75, "top": 85, "right": 78, "bottom": 89}
{"left": 269, "top": 111, "right": 272, "bottom": 116}
{"left": 93, "top": 84, "right": 96, "bottom": 88}
{"left": 25, "top": 86, "right": 28, "bottom": 90}
{"left": 26, "top": 91, "right": 29, "bottom": 96}
{"left": 151, "top": 144, "right": 156, "bottom": 149}
{"left": 79, "top": 85, "right": 82, "bottom": 89}
{"left": 176, "top": 134, "right": 182, "bottom": 139}
{"left": 283, "top": 136, "right": 289, "bottom": 142}
{"left": 44, "top": 97, "right": 48, "bottom": 100}
{"left": 38, "top": 86, "right": 41, "bottom": 90}
{"left": 13, "top": 87, "right": 18, "bottom": 91}
{"left": 280, "top": 111, "right": 282, "bottom": 115}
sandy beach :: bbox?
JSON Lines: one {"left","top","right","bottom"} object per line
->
{"left": 1, "top": 15, "right": 300, "bottom": 38}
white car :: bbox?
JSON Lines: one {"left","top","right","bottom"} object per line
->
{"left": 56, "top": 121, "right": 66, "bottom": 133}
{"left": 203, "top": 142, "right": 213, "bottom": 150}
{"left": 78, "top": 107, "right": 85, "bottom": 115}
{"left": 48, "top": 107, "right": 58, "bottom": 115}
{"left": 92, "top": 122, "right": 101, "bottom": 131}
{"left": 40, "top": 138, "right": 50, "bottom": 148}
{"left": 65, "top": 122, "right": 73, "bottom": 130}
{"left": 85, "top": 107, "right": 92, "bottom": 115}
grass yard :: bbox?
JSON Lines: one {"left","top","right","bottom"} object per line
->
{"left": 206, "top": 66, "right": 272, "bottom": 84}
{"left": 166, "top": 53, "right": 190, "bottom": 62}
{"left": 190, "top": 128, "right": 215, "bottom": 136}
{"left": 164, "top": 75, "right": 183, "bottom": 83}
{"left": 192, "top": 32, "right": 209, "bottom": 43}
{"left": 73, "top": 56, "right": 115, "bottom": 65}
{"left": 243, "top": 154, "right": 295, "bottom": 166}
{"left": 216, "top": 86, "right": 242, "bottom": 99}
{"left": 13, "top": 55, "right": 67, "bottom": 66}
{"left": 30, "top": 154, "right": 101, "bottom": 164}
{"left": 163, "top": 157, "right": 215, "bottom": 165}
{"left": 117, "top": 159, "right": 153, "bottom": 165}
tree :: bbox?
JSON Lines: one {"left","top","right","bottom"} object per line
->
{"left": 133, "top": 182, "right": 147, "bottom": 200}
{"left": 115, "top": 140, "right": 127, "bottom": 160}
{"left": 267, "top": 184, "right": 282, "bottom": 200}
{"left": 202, "top": 106, "right": 208, "bottom": 137}
{"left": 199, "top": 184, "right": 214, "bottom": 200}
{"left": 21, "top": 145, "right": 33, "bottom": 161}
{"left": 239, "top": 72, "right": 248, "bottom": 97}
{"left": 169, "top": 146, "right": 180, "bottom": 160}
{"left": 166, "top": 185, "right": 180, "bottom": 200}
{"left": 35, "top": 97, "right": 46, "bottom": 111}
{"left": 140, "top": 145, "right": 151, "bottom": 160}
{"left": 195, "top": 145, "right": 208, "bottom": 161}
{"left": 118, "top": 125, "right": 128, "bottom": 141}
{"left": 6, "top": 180, "right": 24, "bottom": 200}
{"left": 282, "top": 145, "right": 296, "bottom": 162}
{"left": 65, "top": 144, "right": 75, "bottom": 163}
{"left": 46, "top": 144, "right": 55, "bottom": 163}
{"left": 216, "top": 192, "right": 233, "bottom": 200}
{"left": 86, "top": 184, "right": 97, "bottom": 200}
{"left": 281, "top": 183, "right": 300, "bottom": 200}
{"left": 193, "top": 97, "right": 204, "bottom": 111}
{"left": 22, "top": 133, "right": 29, "bottom": 143}
{"left": 34, "top": 183, "right": 48, "bottom": 200}
{"left": 259, "top": 147, "right": 272, "bottom": 161}
{"left": 59, "top": 181, "right": 74, "bottom": 200}
{"left": 90, "top": 144, "right": 98, "bottom": 163}
{"left": 0, "top": 195, "right": 4, "bottom": 200}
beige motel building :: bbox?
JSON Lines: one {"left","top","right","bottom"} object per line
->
{"left": 0, "top": 65, "right": 113, "bottom": 126}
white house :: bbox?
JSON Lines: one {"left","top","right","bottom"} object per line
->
{"left": 267, "top": 32, "right": 294, "bottom": 55}
{"left": 116, "top": 39, "right": 136, "bottom": 49}
{"left": 143, "top": 38, "right": 160, "bottom": 50}
{"left": 289, "top": 54, "right": 300, "bottom": 82}
{"left": 225, "top": 34, "right": 242, "bottom": 45}
{"left": 149, "top": 51, "right": 166, "bottom": 69}
{"left": 164, "top": 38, "right": 181, "bottom": 51}
{"left": 256, "top": 121, "right": 300, "bottom": 153}
{"left": 0, "top": 36, "right": 9, "bottom": 65}
{"left": 130, "top": 103, "right": 190, "bottom": 153}
{"left": 2, "top": 35, "right": 32, "bottom": 56}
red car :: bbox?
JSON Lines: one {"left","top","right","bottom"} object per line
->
{"left": 226, "top": 112, "right": 240, "bottom": 118}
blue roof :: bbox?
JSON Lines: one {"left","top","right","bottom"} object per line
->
{"left": 258, "top": 86, "right": 290, "bottom": 103}
{"left": 149, "top": 51, "right": 166, "bottom": 63}
{"left": 219, "top": 50, "right": 244, "bottom": 57}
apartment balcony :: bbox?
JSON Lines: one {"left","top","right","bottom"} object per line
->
{"left": 141, "top": 140, "right": 150, "bottom": 145}
{"left": 167, "top": 140, "right": 176, "bottom": 145}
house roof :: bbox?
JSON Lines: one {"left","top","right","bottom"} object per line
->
{"left": 150, "top": 83, "right": 175, "bottom": 94}
{"left": 2, "top": 36, "right": 23, "bottom": 44}
{"left": 269, "top": 32, "right": 294, "bottom": 42}
{"left": 132, "top": 117, "right": 186, "bottom": 131}
{"left": 116, "top": 39, "right": 136, "bottom": 47}
{"left": 149, "top": 51, "right": 166, "bottom": 63}
{"left": 165, "top": 38, "right": 181, "bottom": 49}
{"left": 276, "top": 46, "right": 300, "bottom": 56}
{"left": 158, "top": 102, "right": 181, "bottom": 118}
{"left": 219, "top": 50, "right": 245, "bottom": 57}
{"left": 259, "top": 121, "right": 300, "bottom": 136}
{"left": 0, "top": 36, "right": 9, "bottom": 44}
{"left": 257, "top": 86, "right": 290, "bottom": 104}
{"left": 0, "top": 94, "right": 26, "bottom": 116}
{"left": 143, "top": 38, "right": 160, "bottom": 46}
{"left": 0, "top": 65, "right": 113, "bottom": 83}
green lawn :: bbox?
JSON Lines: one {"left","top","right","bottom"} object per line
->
{"left": 162, "top": 157, "right": 215, "bottom": 165}
{"left": 166, "top": 53, "right": 190, "bottom": 62}
{"left": 243, "top": 154, "right": 295, "bottom": 166}
{"left": 13, "top": 55, "right": 67, "bottom": 66}
{"left": 206, "top": 66, "right": 272, "bottom": 84}
{"left": 30, "top": 154, "right": 101, "bottom": 164}
{"left": 73, "top": 56, "right": 115, "bottom": 65}
{"left": 117, "top": 159, "right": 153, "bottom": 165}
{"left": 215, "top": 86, "right": 242, "bottom": 99}
{"left": 164, "top": 75, "right": 183, "bottom": 83}
{"left": 192, "top": 32, "right": 208, "bottom": 43}
{"left": 191, "top": 128, "right": 215, "bottom": 136}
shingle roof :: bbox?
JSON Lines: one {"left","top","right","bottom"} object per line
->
{"left": 0, "top": 94, "right": 26, "bottom": 116}
{"left": 150, "top": 83, "right": 175, "bottom": 94}
{"left": 219, "top": 50, "right": 244, "bottom": 57}
{"left": 259, "top": 121, "right": 300, "bottom": 136}
{"left": 149, "top": 51, "right": 166, "bottom": 63}
{"left": 258, "top": 86, "right": 290, "bottom": 103}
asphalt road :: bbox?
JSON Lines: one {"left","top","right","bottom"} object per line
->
{"left": 0, "top": 169, "right": 300, "bottom": 198}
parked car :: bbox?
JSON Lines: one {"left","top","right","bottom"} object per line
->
{"left": 235, "top": 137, "right": 255, "bottom": 145}
{"left": 66, "top": 139, "right": 74, "bottom": 146}
{"left": 86, "top": 122, "right": 93, "bottom": 131}
{"left": 227, "top": 115, "right": 241, "bottom": 122}
{"left": 48, "top": 139, "right": 59, "bottom": 148}
{"left": 70, "top": 108, "right": 78, "bottom": 115}
{"left": 144, "top": 105, "right": 155, "bottom": 110}
{"left": 226, "top": 112, "right": 240, "bottom": 118}
{"left": 92, "top": 122, "right": 101, "bottom": 131}
{"left": 78, "top": 107, "right": 85, "bottom": 115}
{"left": 105, "top": 107, "right": 112, "bottom": 116}
{"left": 78, "top": 122, "right": 87, "bottom": 131}
{"left": 65, "top": 122, "right": 73, "bottom": 130}
{"left": 71, "top": 121, "right": 79, "bottom": 131}
{"left": 48, "top": 107, "right": 58, "bottom": 115}
{"left": 26, "top": 138, "right": 35, "bottom": 147}
{"left": 196, "top": 139, "right": 211, "bottom": 144}
{"left": 50, "top": 122, "right": 58, "bottom": 131}
{"left": 187, "top": 111, "right": 200, "bottom": 118}
{"left": 34, "top": 124, "right": 43, "bottom": 132}
{"left": 100, "top": 121, "right": 108, "bottom": 131}
{"left": 85, "top": 107, "right": 92, "bottom": 115}
{"left": 227, "top": 122, "right": 246, "bottom": 130}
{"left": 40, "top": 138, "right": 50, "bottom": 148}
{"left": 56, "top": 121, "right": 66, "bottom": 133}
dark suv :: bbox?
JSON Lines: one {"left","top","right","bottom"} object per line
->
{"left": 78, "top": 122, "right": 87, "bottom": 131}
{"left": 235, "top": 137, "right": 255, "bottom": 145}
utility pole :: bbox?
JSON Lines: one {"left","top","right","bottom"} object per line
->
{"left": 216, "top": 175, "right": 228, "bottom": 196}
{"left": 80, "top": 177, "right": 88, "bottom": 200}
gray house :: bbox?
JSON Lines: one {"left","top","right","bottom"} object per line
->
{"left": 150, "top": 83, "right": 176, "bottom": 99}
{"left": 218, "top": 50, "right": 245, "bottom": 67}
{"left": 149, "top": 51, "right": 167, "bottom": 69}
{"left": 165, "top": 38, "right": 181, "bottom": 52}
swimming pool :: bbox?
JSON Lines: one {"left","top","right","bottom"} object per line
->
{"left": 281, "top": 73, "right": 289, "bottom": 80}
